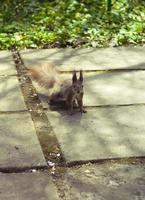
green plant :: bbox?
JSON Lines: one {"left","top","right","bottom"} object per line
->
{"left": 0, "top": 0, "right": 144, "bottom": 49}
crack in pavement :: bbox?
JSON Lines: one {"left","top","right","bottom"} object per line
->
{"left": 59, "top": 68, "right": 145, "bottom": 73}
{"left": 0, "top": 166, "right": 47, "bottom": 174}
{"left": 11, "top": 49, "right": 65, "bottom": 166}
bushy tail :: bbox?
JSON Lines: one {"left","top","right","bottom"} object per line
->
{"left": 29, "top": 63, "right": 60, "bottom": 89}
{"left": 28, "top": 63, "right": 71, "bottom": 102}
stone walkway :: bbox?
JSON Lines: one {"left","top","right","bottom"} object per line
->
{"left": 0, "top": 51, "right": 58, "bottom": 199}
{"left": 20, "top": 47, "right": 145, "bottom": 162}
{"left": 21, "top": 47, "right": 145, "bottom": 70}
{"left": 0, "top": 47, "right": 145, "bottom": 199}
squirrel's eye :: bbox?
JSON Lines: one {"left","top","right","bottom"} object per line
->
{"left": 73, "top": 85, "right": 76, "bottom": 89}
{"left": 82, "top": 85, "right": 83, "bottom": 88}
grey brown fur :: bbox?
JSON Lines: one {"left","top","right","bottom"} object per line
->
{"left": 29, "top": 63, "right": 86, "bottom": 114}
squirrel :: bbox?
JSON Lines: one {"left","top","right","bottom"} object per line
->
{"left": 29, "top": 63, "right": 87, "bottom": 115}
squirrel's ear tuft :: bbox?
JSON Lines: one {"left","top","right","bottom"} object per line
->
{"left": 79, "top": 70, "right": 83, "bottom": 82}
{"left": 72, "top": 71, "right": 77, "bottom": 83}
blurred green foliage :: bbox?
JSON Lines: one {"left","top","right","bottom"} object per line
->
{"left": 0, "top": 0, "right": 145, "bottom": 49}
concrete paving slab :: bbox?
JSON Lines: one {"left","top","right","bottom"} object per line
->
{"left": 0, "top": 76, "right": 27, "bottom": 111}
{"left": 0, "top": 51, "right": 17, "bottom": 75}
{"left": 0, "top": 112, "right": 46, "bottom": 169}
{"left": 46, "top": 106, "right": 145, "bottom": 162}
{"left": 20, "top": 47, "right": 145, "bottom": 71}
{"left": 0, "top": 171, "right": 59, "bottom": 200}
{"left": 31, "top": 71, "right": 145, "bottom": 108}
{"left": 60, "top": 163, "right": 145, "bottom": 200}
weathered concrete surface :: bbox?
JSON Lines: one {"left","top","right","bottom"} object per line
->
{"left": 20, "top": 47, "right": 145, "bottom": 71}
{"left": 31, "top": 71, "right": 145, "bottom": 108}
{"left": 58, "top": 163, "right": 145, "bottom": 200}
{"left": 0, "top": 171, "right": 59, "bottom": 200}
{"left": 46, "top": 106, "right": 145, "bottom": 161}
{"left": 84, "top": 71, "right": 145, "bottom": 106}
{"left": 0, "top": 76, "right": 27, "bottom": 111}
{"left": 0, "top": 51, "right": 17, "bottom": 75}
{"left": 0, "top": 112, "right": 46, "bottom": 169}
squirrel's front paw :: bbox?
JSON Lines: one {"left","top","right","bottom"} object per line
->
{"left": 68, "top": 110, "right": 74, "bottom": 115}
{"left": 80, "top": 109, "right": 87, "bottom": 114}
